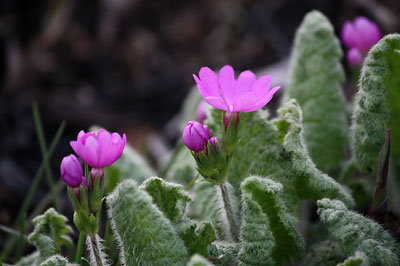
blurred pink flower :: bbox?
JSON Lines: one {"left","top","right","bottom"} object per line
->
{"left": 70, "top": 129, "right": 126, "bottom": 168}
{"left": 60, "top": 154, "right": 87, "bottom": 188}
{"left": 341, "top": 16, "right": 381, "bottom": 53}
{"left": 196, "top": 101, "right": 207, "bottom": 122}
{"left": 183, "top": 121, "right": 211, "bottom": 151}
{"left": 193, "top": 65, "right": 280, "bottom": 113}
{"left": 347, "top": 48, "right": 363, "bottom": 66}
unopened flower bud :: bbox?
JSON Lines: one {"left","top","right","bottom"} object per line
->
{"left": 196, "top": 101, "right": 207, "bottom": 122}
{"left": 61, "top": 154, "right": 87, "bottom": 188}
{"left": 210, "top": 137, "right": 223, "bottom": 152}
{"left": 90, "top": 167, "right": 104, "bottom": 185}
{"left": 223, "top": 112, "right": 239, "bottom": 132}
{"left": 183, "top": 121, "right": 211, "bottom": 151}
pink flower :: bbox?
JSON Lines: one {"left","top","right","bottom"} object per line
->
{"left": 70, "top": 129, "right": 126, "bottom": 168}
{"left": 341, "top": 16, "right": 381, "bottom": 53}
{"left": 193, "top": 65, "right": 280, "bottom": 113}
{"left": 183, "top": 121, "right": 211, "bottom": 151}
{"left": 60, "top": 154, "right": 87, "bottom": 188}
{"left": 196, "top": 101, "right": 207, "bottom": 122}
{"left": 347, "top": 48, "right": 363, "bottom": 66}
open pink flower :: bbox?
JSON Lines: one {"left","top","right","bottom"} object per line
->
{"left": 341, "top": 16, "right": 381, "bottom": 54}
{"left": 193, "top": 65, "right": 280, "bottom": 113}
{"left": 70, "top": 129, "right": 126, "bottom": 168}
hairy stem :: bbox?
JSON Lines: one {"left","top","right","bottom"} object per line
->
{"left": 219, "top": 182, "right": 239, "bottom": 242}
{"left": 86, "top": 235, "right": 109, "bottom": 266}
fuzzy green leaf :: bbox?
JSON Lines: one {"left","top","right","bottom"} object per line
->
{"left": 39, "top": 255, "right": 77, "bottom": 266}
{"left": 176, "top": 220, "right": 216, "bottom": 257}
{"left": 187, "top": 254, "right": 214, "bottom": 266}
{"left": 141, "top": 177, "right": 191, "bottom": 222}
{"left": 28, "top": 208, "right": 73, "bottom": 263}
{"left": 238, "top": 187, "right": 275, "bottom": 266}
{"left": 352, "top": 34, "right": 400, "bottom": 172}
{"left": 9, "top": 252, "right": 39, "bottom": 266}
{"left": 104, "top": 143, "right": 155, "bottom": 191}
{"left": 107, "top": 180, "right": 188, "bottom": 266}
{"left": 206, "top": 99, "right": 353, "bottom": 208}
{"left": 241, "top": 176, "right": 304, "bottom": 265}
{"left": 207, "top": 241, "right": 239, "bottom": 266}
{"left": 301, "top": 240, "right": 345, "bottom": 266}
{"left": 286, "top": 10, "right": 348, "bottom": 172}
{"left": 336, "top": 252, "right": 366, "bottom": 266}
{"left": 317, "top": 198, "right": 400, "bottom": 266}
{"left": 164, "top": 144, "right": 197, "bottom": 185}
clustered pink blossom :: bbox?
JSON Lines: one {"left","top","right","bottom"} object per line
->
{"left": 193, "top": 65, "right": 280, "bottom": 113}
{"left": 341, "top": 16, "right": 381, "bottom": 66}
{"left": 61, "top": 128, "right": 126, "bottom": 188}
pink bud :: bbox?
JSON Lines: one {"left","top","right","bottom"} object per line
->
{"left": 183, "top": 121, "right": 211, "bottom": 151}
{"left": 60, "top": 154, "right": 88, "bottom": 188}
{"left": 209, "top": 137, "right": 223, "bottom": 152}
{"left": 90, "top": 167, "right": 104, "bottom": 185}
{"left": 347, "top": 48, "right": 363, "bottom": 67}
{"left": 223, "top": 111, "right": 239, "bottom": 131}
{"left": 196, "top": 101, "right": 207, "bottom": 122}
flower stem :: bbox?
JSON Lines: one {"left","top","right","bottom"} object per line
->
{"left": 86, "top": 235, "right": 109, "bottom": 266}
{"left": 219, "top": 182, "right": 239, "bottom": 241}
{"left": 75, "top": 232, "right": 85, "bottom": 263}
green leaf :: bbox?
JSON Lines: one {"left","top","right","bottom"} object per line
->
{"left": 238, "top": 187, "right": 275, "bottom": 266}
{"left": 107, "top": 180, "right": 188, "bottom": 266}
{"left": 175, "top": 220, "right": 216, "bottom": 257}
{"left": 206, "top": 99, "right": 353, "bottom": 208}
{"left": 10, "top": 252, "right": 39, "bottom": 266}
{"left": 317, "top": 198, "right": 400, "bottom": 266}
{"left": 141, "top": 177, "right": 191, "bottom": 222}
{"left": 286, "top": 10, "right": 348, "bottom": 172}
{"left": 39, "top": 255, "right": 77, "bottom": 266}
{"left": 241, "top": 176, "right": 304, "bottom": 265}
{"left": 301, "top": 240, "right": 345, "bottom": 266}
{"left": 28, "top": 208, "right": 73, "bottom": 263}
{"left": 352, "top": 34, "right": 400, "bottom": 172}
{"left": 207, "top": 241, "right": 239, "bottom": 266}
{"left": 336, "top": 252, "right": 366, "bottom": 266}
{"left": 164, "top": 144, "right": 197, "bottom": 185}
{"left": 104, "top": 143, "right": 155, "bottom": 192}
{"left": 187, "top": 254, "right": 214, "bottom": 266}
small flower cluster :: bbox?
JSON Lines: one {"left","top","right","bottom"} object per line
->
{"left": 341, "top": 16, "right": 381, "bottom": 66}
{"left": 60, "top": 128, "right": 126, "bottom": 235}
{"left": 183, "top": 65, "right": 279, "bottom": 184}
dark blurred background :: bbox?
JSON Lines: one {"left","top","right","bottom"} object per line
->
{"left": 0, "top": 0, "right": 400, "bottom": 257}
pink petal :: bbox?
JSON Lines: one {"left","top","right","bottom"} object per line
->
{"left": 97, "top": 129, "right": 113, "bottom": 166}
{"left": 107, "top": 133, "right": 124, "bottom": 165}
{"left": 204, "top": 96, "right": 229, "bottom": 111}
{"left": 197, "top": 67, "right": 221, "bottom": 99}
{"left": 218, "top": 65, "right": 236, "bottom": 106}
{"left": 235, "top": 70, "right": 256, "bottom": 94}
{"left": 82, "top": 136, "right": 100, "bottom": 167}
{"left": 250, "top": 75, "right": 272, "bottom": 100}
{"left": 250, "top": 86, "right": 281, "bottom": 112}
{"left": 232, "top": 92, "right": 258, "bottom": 112}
